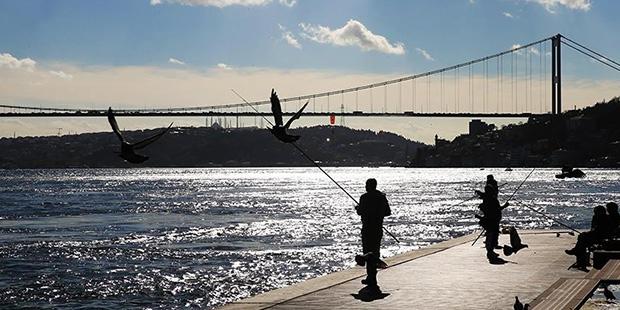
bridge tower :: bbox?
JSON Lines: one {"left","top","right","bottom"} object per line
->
{"left": 551, "top": 34, "right": 562, "bottom": 115}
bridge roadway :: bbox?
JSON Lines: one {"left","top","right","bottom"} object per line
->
{"left": 0, "top": 111, "right": 539, "bottom": 118}
{"left": 219, "top": 230, "right": 588, "bottom": 310}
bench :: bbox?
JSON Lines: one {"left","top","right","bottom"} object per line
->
{"left": 528, "top": 278, "right": 599, "bottom": 309}
{"left": 587, "top": 258, "right": 620, "bottom": 281}
{"left": 530, "top": 259, "right": 620, "bottom": 309}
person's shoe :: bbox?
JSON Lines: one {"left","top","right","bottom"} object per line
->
{"left": 355, "top": 255, "right": 365, "bottom": 266}
{"left": 571, "top": 264, "right": 589, "bottom": 272}
{"left": 565, "top": 248, "right": 577, "bottom": 256}
{"left": 487, "top": 251, "right": 499, "bottom": 259}
{"left": 488, "top": 256, "right": 505, "bottom": 264}
{"left": 361, "top": 278, "right": 368, "bottom": 285}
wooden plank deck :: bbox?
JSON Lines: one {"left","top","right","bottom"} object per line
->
{"left": 528, "top": 278, "right": 599, "bottom": 309}
{"left": 586, "top": 258, "right": 620, "bottom": 281}
{"left": 219, "top": 230, "right": 589, "bottom": 310}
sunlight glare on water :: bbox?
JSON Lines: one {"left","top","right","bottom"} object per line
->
{"left": 0, "top": 167, "right": 619, "bottom": 308}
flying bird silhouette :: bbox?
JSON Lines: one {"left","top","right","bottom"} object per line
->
{"left": 269, "top": 89, "right": 309, "bottom": 143}
{"left": 604, "top": 285, "right": 616, "bottom": 301}
{"left": 107, "top": 107, "right": 173, "bottom": 164}
{"left": 504, "top": 226, "right": 529, "bottom": 256}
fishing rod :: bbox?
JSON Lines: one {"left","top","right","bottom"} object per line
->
{"left": 512, "top": 202, "right": 581, "bottom": 235}
{"left": 472, "top": 168, "right": 536, "bottom": 246}
{"left": 449, "top": 182, "right": 509, "bottom": 208}
{"left": 231, "top": 89, "right": 400, "bottom": 243}
{"left": 505, "top": 168, "right": 536, "bottom": 205}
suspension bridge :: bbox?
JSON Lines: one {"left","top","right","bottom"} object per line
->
{"left": 1, "top": 34, "right": 617, "bottom": 119}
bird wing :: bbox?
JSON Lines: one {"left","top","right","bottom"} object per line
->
{"left": 284, "top": 100, "right": 309, "bottom": 129}
{"left": 132, "top": 123, "right": 173, "bottom": 150}
{"left": 107, "top": 107, "right": 126, "bottom": 143}
{"left": 270, "top": 89, "right": 283, "bottom": 126}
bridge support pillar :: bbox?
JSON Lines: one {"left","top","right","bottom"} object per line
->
{"left": 551, "top": 34, "right": 562, "bottom": 115}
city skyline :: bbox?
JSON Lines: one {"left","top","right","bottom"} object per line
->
{"left": 1, "top": 0, "right": 618, "bottom": 143}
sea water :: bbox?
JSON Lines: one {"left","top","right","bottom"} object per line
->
{"left": 0, "top": 168, "right": 619, "bottom": 309}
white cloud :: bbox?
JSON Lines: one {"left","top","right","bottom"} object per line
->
{"left": 169, "top": 57, "right": 186, "bottom": 65}
{"left": 278, "top": 24, "right": 301, "bottom": 49}
{"left": 299, "top": 19, "right": 405, "bottom": 55}
{"left": 216, "top": 63, "right": 232, "bottom": 70}
{"left": 278, "top": 0, "right": 296, "bottom": 7}
{"left": 49, "top": 70, "right": 73, "bottom": 80}
{"left": 503, "top": 12, "right": 514, "bottom": 18}
{"left": 510, "top": 45, "right": 541, "bottom": 56}
{"left": 527, "top": 0, "right": 591, "bottom": 13}
{"left": 0, "top": 53, "right": 37, "bottom": 72}
{"left": 150, "top": 0, "right": 295, "bottom": 8}
{"left": 415, "top": 48, "right": 434, "bottom": 61}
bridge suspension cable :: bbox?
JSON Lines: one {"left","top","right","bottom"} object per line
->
{"left": 1, "top": 35, "right": 555, "bottom": 115}
{"left": 560, "top": 35, "right": 620, "bottom": 72}
{"left": 3, "top": 34, "right": 616, "bottom": 118}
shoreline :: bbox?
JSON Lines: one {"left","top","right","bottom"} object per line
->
{"left": 218, "top": 229, "right": 584, "bottom": 309}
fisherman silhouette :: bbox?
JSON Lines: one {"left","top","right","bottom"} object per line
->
{"left": 269, "top": 89, "right": 309, "bottom": 143}
{"left": 565, "top": 205, "right": 612, "bottom": 270}
{"left": 475, "top": 174, "right": 508, "bottom": 263}
{"left": 107, "top": 107, "right": 173, "bottom": 164}
{"left": 355, "top": 178, "right": 391, "bottom": 291}
{"left": 503, "top": 226, "right": 528, "bottom": 256}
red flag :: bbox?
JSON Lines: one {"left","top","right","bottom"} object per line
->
{"left": 329, "top": 114, "right": 335, "bottom": 125}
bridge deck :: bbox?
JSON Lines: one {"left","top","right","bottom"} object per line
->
{"left": 219, "top": 230, "right": 588, "bottom": 310}
{"left": 0, "top": 112, "right": 539, "bottom": 118}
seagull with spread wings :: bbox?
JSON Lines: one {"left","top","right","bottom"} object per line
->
{"left": 269, "top": 89, "right": 309, "bottom": 143}
{"left": 107, "top": 107, "right": 173, "bottom": 164}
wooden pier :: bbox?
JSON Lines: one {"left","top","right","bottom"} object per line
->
{"left": 218, "top": 230, "right": 609, "bottom": 309}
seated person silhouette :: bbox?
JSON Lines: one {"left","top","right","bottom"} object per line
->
{"left": 565, "top": 205, "right": 612, "bottom": 269}
{"left": 607, "top": 202, "right": 620, "bottom": 237}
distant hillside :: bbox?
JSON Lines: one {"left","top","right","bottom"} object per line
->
{"left": 0, "top": 125, "right": 425, "bottom": 168}
{"left": 411, "top": 97, "right": 620, "bottom": 167}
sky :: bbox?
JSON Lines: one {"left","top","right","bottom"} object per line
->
{"left": 1, "top": 0, "right": 618, "bottom": 143}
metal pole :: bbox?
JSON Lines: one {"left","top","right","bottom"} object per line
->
{"left": 556, "top": 34, "right": 562, "bottom": 114}
{"left": 551, "top": 36, "right": 557, "bottom": 115}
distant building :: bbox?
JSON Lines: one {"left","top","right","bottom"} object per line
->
{"left": 434, "top": 134, "right": 449, "bottom": 148}
{"left": 211, "top": 122, "right": 223, "bottom": 130}
{"left": 469, "top": 119, "right": 494, "bottom": 136}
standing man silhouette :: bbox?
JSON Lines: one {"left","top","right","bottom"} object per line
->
{"left": 475, "top": 175, "right": 508, "bottom": 263}
{"left": 355, "top": 178, "right": 391, "bottom": 291}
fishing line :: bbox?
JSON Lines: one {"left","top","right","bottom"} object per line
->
{"left": 512, "top": 202, "right": 580, "bottom": 234}
{"left": 505, "top": 168, "right": 536, "bottom": 204}
{"left": 449, "top": 182, "right": 509, "bottom": 208}
{"left": 472, "top": 168, "right": 536, "bottom": 246}
{"left": 231, "top": 89, "right": 400, "bottom": 243}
